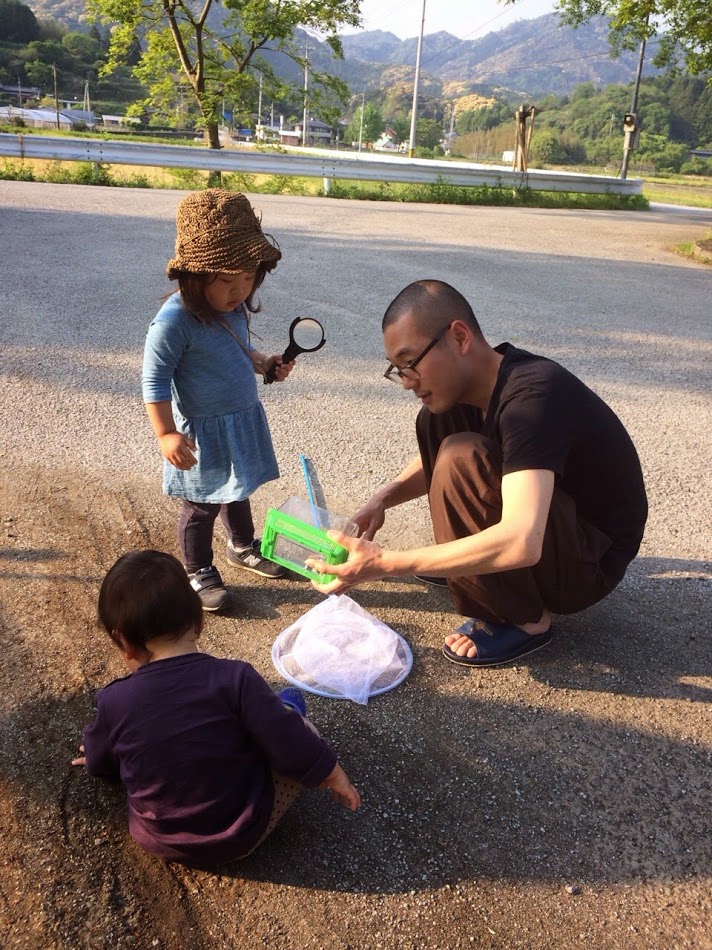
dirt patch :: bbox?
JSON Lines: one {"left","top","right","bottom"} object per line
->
{"left": 1, "top": 463, "right": 710, "bottom": 949}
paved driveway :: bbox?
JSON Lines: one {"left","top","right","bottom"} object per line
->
{"left": 1, "top": 181, "right": 710, "bottom": 949}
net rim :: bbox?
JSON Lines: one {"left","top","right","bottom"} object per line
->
{"left": 271, "top": 627, "right": 413, "bottom": 700}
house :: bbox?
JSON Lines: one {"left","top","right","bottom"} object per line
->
{"left": 286, "top": 117, "right": 333, "bottom": 146}
{"left": 101, "top": 114, "right": 141, "bottom": 129}
{"left": 374, "top": 130, "right": 400, "bottom": 151}
{"left": 0, "top": 84, "right": 40, "bottom": 106}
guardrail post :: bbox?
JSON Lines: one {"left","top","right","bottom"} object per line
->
{"left": 323, "top": 176, "right": 331, "bottom": 195}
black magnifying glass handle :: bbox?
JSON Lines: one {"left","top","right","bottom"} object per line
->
{"left": 264, "top": 317, "right": 325, "bottom": 384}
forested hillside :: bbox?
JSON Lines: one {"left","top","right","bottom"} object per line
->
{"left": 2, "top": 0, "right": 710, "bottom": 176}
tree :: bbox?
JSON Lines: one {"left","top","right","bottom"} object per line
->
{"left": 0, "top": 0, "right": 39, "bottom": 44}
{"left": 529, "top": 129, "right": 567, "bottom": 166}
{"left": 389, "top": 115, "right": 410, "bottom": 147}
{"left": 87, "top": 0, "right": 361, "bottom": 150}
{"left": 416, "top": 118, "right": 443, "bottom": 150}
{"left": 345, "top": 102, "right": 384, "bottom": 147}
{"left": 504, "top": 0, "right": 712, "bottom": 80}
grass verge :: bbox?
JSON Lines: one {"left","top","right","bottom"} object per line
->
{"left": 675, "top": 234, "right": 712, "bottom": 265}
{"left": 0, "top": 159, "right": 650, "bottom": 210}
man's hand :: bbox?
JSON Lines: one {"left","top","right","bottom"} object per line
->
{"left": 159, "top": 432, "right": 197, "bottom": 470}
{"left": 351, "top": 497, "right": 386, "bottom": 541}
{"left": 309, "top": 532, "right": 387, "bottom": 594}
{"left": 72, "top": 743, "right": 86, "bottom": 767}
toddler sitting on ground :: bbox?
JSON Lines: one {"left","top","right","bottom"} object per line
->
{"left": 72, "top": 550, "right": 360, "bottom": 867}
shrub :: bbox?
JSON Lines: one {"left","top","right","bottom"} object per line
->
{"left": 169, "top": 167, "right": 207, "bottom": 189}
{"left": 680, "top": 157, "right": 712, "bottom": 176}
{"left": 0, "top": 160, "right": 35, "bottom": 181}
{"left": 529, "top": 130, "right": 566, "bottom": 166}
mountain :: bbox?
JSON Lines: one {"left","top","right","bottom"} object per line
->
{"left": 340, "top": 15, "right": 656, "bottom": 98}
{"left": 26, "top": 1, "right": 654, "bottom": 101}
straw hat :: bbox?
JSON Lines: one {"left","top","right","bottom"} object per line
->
{"left": 167, "top": 189, "right": 281, "bottom": 279}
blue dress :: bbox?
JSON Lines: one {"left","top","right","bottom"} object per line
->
{"left": 142, "top": 294, "right": 279, "bottom": 504}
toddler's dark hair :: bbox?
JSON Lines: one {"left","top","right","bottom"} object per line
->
{"left": 99, "top": 550, "right": 203, "bottom": 649}
{"left": 178, "top": 258, "right": 275, "bottom": 324}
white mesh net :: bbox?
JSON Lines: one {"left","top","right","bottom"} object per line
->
{"left": 272, "top": 594, "right": 413, "bottom": 704}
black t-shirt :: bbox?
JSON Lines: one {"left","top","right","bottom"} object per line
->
{"left": 419, "top": 343, "right": 648, "bottom": 558}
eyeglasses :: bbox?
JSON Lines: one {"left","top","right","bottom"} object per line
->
{"left": 383, "top": 323, "right": 452, "bottom": 383}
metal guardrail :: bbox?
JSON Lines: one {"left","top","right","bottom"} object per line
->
{"left": 0, "top": 132, "right": 643, "bottom": 196}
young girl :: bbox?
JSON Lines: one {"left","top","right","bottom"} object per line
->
{"left": 72, "top": 550, "right": 360, "bottom": 868}
{"left": 142, "top": 189, "right": 294, "bottom": 612}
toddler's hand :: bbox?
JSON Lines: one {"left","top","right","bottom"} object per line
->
{"left": 264, "top": 355, "right": 295, "bottom": 383}
{"left": 72, "top": 743, "right": 86, "bottom": 767}
{"left": 321, "top": 763, "right": 361, "bottom": 811}
{"left": 159, "top": 432, "right": 197, "bottom": 470}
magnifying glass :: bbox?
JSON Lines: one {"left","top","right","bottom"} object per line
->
{"left": 264, "top": 317, "right": 326, "bottom": 384}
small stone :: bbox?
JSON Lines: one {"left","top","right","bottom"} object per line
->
{"left": 566, "top": 884, "right": 582, "bottom": 895}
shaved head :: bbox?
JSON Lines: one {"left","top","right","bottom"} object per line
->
{"left": 382, "top": 280, "right": 483, "bottom": 338}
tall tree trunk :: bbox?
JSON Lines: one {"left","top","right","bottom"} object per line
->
{"left": 206, "top": 121, "right": 222, "bottom": 186}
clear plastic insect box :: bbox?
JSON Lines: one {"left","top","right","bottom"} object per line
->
{"left": 260, "top": 497, "right": 358, "bottom": 582}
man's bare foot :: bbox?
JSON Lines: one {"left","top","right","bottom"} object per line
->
{"left": 444, "top": 610, "right": 552, "bottom": 660}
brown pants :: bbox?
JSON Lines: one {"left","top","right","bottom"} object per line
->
{"left": 419, "top": 424, "right": 629, "bottom": 625}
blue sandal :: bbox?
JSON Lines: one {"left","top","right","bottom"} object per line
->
{"left": 442, "top": 618, "right": 552, "bottom": 668}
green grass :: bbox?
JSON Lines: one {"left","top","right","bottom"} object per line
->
{"left": 0, "top": 157, "right": 651, "bottom": 209}
{"left": 641, "top": 174, "right": 712, "bottom": 208}
{"left": 675, "top": 233, "right": 712, "bottom": 265}
{"left": 0, "top": 135, "right": 650, "bottom": 209}
{"left": 323, "top": 177, "right": 649, "bottom": 210}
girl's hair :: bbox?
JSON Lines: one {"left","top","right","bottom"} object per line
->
{"left": 176, "top": 258, "right": 276, "bottom": 325}
{"left": 99, "top": 550, "right": 203, "bottom": 650}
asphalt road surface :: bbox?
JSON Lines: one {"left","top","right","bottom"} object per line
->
{"left": 1, "top": 181, "right": 710, "bottom": 950}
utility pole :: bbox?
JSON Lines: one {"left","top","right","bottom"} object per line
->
{"left": 444, "top": 102, "right": 455, "bottom": 155}
{"left": 620, "top": 20, "right": 648, "bottom": 180}
{"left": 302, "top": 45, "right": 309, "bottom": 147}
{"left": 358, "top": 91, "right": 365, "bottom": 152}
{"left": 53, "top": 64, "right": 60, "bottom": 130}
{"left": 257, "top": 72, "right": 263, "bottom": 140}
{"left": 407, "top": 0, "right": 426, "bottom": 158}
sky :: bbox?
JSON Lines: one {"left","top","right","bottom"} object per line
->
{"left": 342, "top": 0, "right": 558, "bottom": 41}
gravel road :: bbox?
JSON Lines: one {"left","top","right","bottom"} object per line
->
{"left": 1, "top": 180, "right": 710, "bottom": 950}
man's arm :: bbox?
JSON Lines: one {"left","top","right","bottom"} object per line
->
{"left": 312, "top": 469, "right": 555, "bottom": 592}
{"left": 352, "top": 454, "right": 427, "bottom": 540}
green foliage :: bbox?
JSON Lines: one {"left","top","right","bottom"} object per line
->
{"left": 169, "top": 167, "right": 207, "bottom": 190}
{"left": 636, "top": 132, "right": 690, "bottom": 172}
{"left": 456, "top": 101, "right": 514, "bottom": 134}
{"left": 454, "top": 76, "right": 710, "bottom": 175}
{"left": 0, "top": 157, "right": 151, "bottom": 187}
{"left": 0, "top": 159, "right": 35, "bottom": 180}
{"left": 223, "top": 170, "right": 257, "bottom": 192}
{"left": 0, "top": 0, "right": 39, "bottom": 43}
{"left": 325, "top": 177, "right": 649, "bottom": 210}
{"left": 345, "top": 102, "right": 384, "bottom": 146}
{"left": 529, "top": 128, "right": 588, "bottom": 167}
{"left": 680, "top": 157, "right": 712, "bottom": 176}
{"left": 259, "top": 173, "right": 308, "bottom": 195}
{"left": 416, "top": 117, "right": 443, "bottom": 150}
{"left": 87, "top": 0, "right": 361, "bottom": 147}
{"left": 389, "top": 115, "right": 410, "bottom": 146}
{"left": 529, "top": 130, "right": 567, "bottom": 166}
{"left": 0, "top": 8, "right": 114, "bottom": 98}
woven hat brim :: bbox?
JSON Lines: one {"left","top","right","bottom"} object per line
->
{"left": 167, "top": 229, "right": 281, "bottom": 280}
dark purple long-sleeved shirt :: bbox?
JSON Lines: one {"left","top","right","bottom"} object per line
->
{"left": 82, "top": 653, "right": 336, "bottom": 865}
